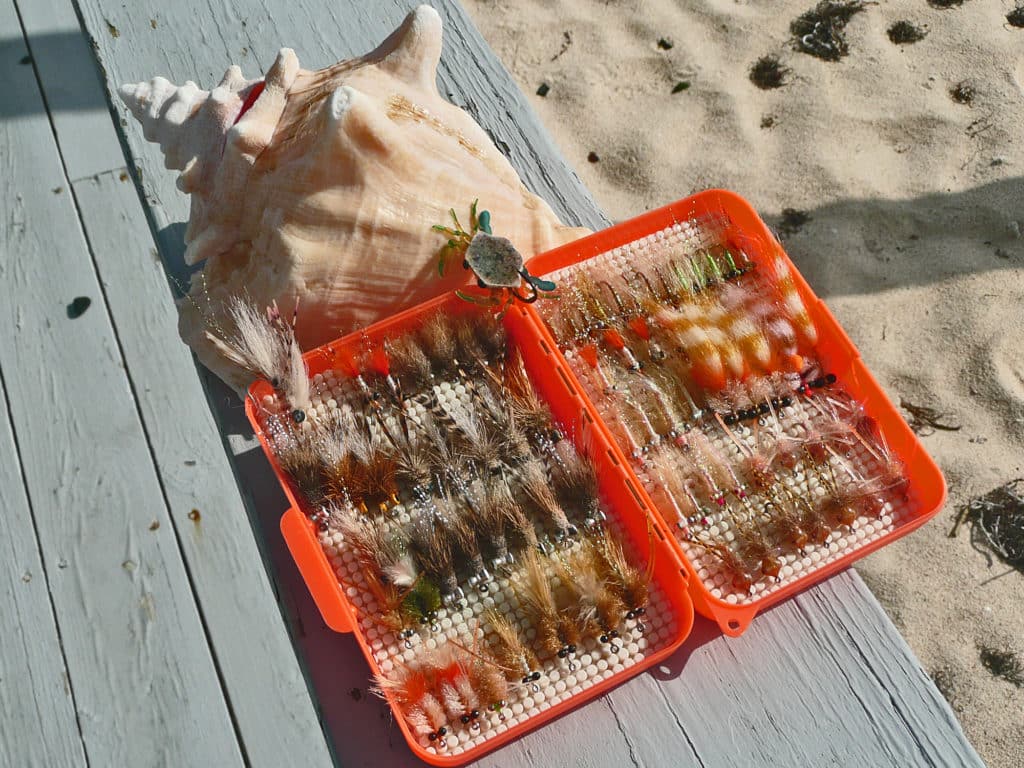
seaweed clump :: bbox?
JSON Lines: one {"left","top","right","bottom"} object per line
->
{"left": 790, "top": 1, "right": 866, "bottom": 61}
{"left": 899, "top": 398, "right": 960, "bottom": 436}
{"left": 979, "top": 646, "right": 1024, "bottom": 688}
{"left": 1008, "top": 5, "right": 1024, "bottom": 28}
{"left": 952, "top": 478, "right": 1024, "bottom": 572}
{"left": 949, "top": 81, "right": 975, "bottom": 105}
{"left": 749, "top": 55, "right": 790, "bottom": 89}
{"left": 927, "top": 0, "right": 968, "bottom": 8}
{"left": 887, "top": 21, "right": 927, "bottom": 44}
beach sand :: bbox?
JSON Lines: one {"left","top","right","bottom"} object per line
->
{"left": 462, "top": 1, "right": 1024, "bottom": 764}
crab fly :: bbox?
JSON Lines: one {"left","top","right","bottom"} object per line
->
{"left": 434, "top": 200, "right": 556, "bottom": 317}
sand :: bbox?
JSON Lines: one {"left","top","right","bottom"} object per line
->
{"left": 462, "top": 1, "right": 1024, "bottom": 764}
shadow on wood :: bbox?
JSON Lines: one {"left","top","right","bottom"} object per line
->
{"left": 1, "top": 31, "right": 112, "bottom": 115}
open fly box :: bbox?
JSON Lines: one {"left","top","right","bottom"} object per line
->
{"left": 246, "top": 189, "right": 944, "bottom": 762}
{"left": 246, "top": 292, "right": 695, "bottom": 765}
{"left": 524, "top": 189, "right": 947, "bottom": 636}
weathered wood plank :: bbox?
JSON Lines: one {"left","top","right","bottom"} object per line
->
{"left": 0, "top": 379, "right": 88, "bottom": 768}
{"left": 16, "top": 1, "right": 347, "bottom": 761}
{"left": 0, "top": 1, "right": 244, "bottom": 765}
{"left": 636, "top": 571, "right": 978, "bottom": 768}
{"left": 14, "top": 0, "right": 124, "bottom": 180}
{"left": 72, "top": 169, "right": 335, "bottom": 768}
{"left": 71, "top": 0, "right": 982, "bottom": 766}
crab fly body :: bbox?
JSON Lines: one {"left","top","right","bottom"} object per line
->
{"left": 434, "top": 200, "right": 557, "bottom": 316}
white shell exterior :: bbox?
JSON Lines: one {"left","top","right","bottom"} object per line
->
{"left": 119, "top": 5, "right": 588, "bottom": 392}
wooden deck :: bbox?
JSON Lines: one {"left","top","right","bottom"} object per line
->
{"left": 0, "top": 1, "right": 985, "bottom": 765}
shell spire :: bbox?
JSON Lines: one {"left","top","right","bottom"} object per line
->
{"left": 118, "top": 66, "right": 259, "bottom": 193}
{"left": 118, "top": 76, "right": 209, "bottom": 171}
{"left": 373, "top": 3, "right": 443, "bottom": 92}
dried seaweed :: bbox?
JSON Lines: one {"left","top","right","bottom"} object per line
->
{"left": 952, "top": 479, "right": 1024, "bottom": 572}
{"left": 778, "top": 208, "right": 811, "bottom": 236}
{"left": 979, "top": 646, "right": 1024, "bottom": 688}
{"left": 899, "top": 398, "right": 961, "bottom": 436}
{"left": 887, "top": 21, "right": 927, "bottom": 44}
{"left": 790, "top": 1, "right": 867, "bottom": 62}
{"left": 1009, "top": 6, "right": 1024, "bottom": 27}
{"left": 949, "top": 81, "right": 975, "bottom": 106}
{"left": 749, "top": 55, "right": 789, "bottom": 90}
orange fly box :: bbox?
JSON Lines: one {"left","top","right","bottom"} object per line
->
{"left": 246, "top": 292, "right": 695, "bottom": 765}
{"left": 245, "top": 189, "right": 944, "bottom": 762}
{"left": 524, "top": 189, "right": 946, "bottom": 636}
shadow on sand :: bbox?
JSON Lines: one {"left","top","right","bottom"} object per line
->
{"left": 759, "top": 177, "right": 1022, "bottom": 299}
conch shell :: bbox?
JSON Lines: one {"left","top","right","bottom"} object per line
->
{"left": 119, "top": 5, "right": 588, "bottom": 392}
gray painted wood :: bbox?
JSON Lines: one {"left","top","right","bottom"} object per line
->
{"left": 0, "top": 1, "right": 243, "bottom": 765}
{"left": 61, "top": 0, "right": 984, "bottom": 766}
{"left": 0, "top": 374, "right": 88, "bottom": 768}
{"left": 16, "top": 0, "right": 350, "bottom": 760}
{"left": 15, "top": 0, "right": 125, "bottom": 181}
{"left": 72, "top": 169, "right": 334, "bottom": 768}
{"left": 17, "top": 0, "right": 334, "bottom": 759}
{"left": 643, "top": 572, "right": 977, "bottom": 768}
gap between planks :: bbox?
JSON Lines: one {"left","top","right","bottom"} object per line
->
{"left": 3, "top": 2, "right": 271, "bottom": 767}
{"left": 13, "top": 14, "right": 253, "bottom": 764}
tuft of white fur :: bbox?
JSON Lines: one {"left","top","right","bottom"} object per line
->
{"left": 329, "top": 503, "right": 376, "bottom": 564}
{"left": 385, "top": 554, "right": 418, "bottom": 588}
{"left": 421, "top": 693, "right": 446, "bottom": 729}
{"left": 448, "top": 406, "right": 481, "bottom": 445}
{"left": 574, "top": 563, "right": 606, "bottom": 604}
{"left": 404, "top": 706, "right": 432, "bottom": 736}
{"left": 439, "top": 681, "right": 462, "bottom": 719}
{"left": 204, "top": 296, "right": 311, "bottom": 415}
{"left": 342, "top": 409, "right": 374, "bottom": 462}
{"left": 454, "top": 669, "right": 478, "bottom": 710}
{"left": 205, "top": 297, "right": 285, "bottom": 382}
{"left": 284, "top": 336, "right": 311, "bottom": 412}
{"left": 318, "top": 421, "right": 348, "bottom": 469}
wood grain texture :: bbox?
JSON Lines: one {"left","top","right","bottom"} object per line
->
{"left": 15, "top": 0, "right": 124, "bottom": 180}
{"left": 0, "top": 1, "right": 243, "bottom": 765}
{"left": 69, "top": 0, "right": 983, "bottom": 766}
{"left": 72, "top": 170, "right": 334, "bottom": 768}
{"left": 17, "top": 1, "right": 342, "bottom": 761}
{"left": 0, "top": 374, "right": 88, "bottom": 768}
